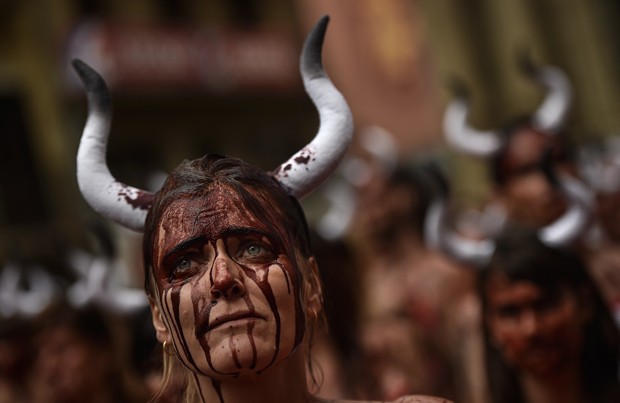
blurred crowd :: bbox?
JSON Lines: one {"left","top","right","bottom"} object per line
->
{"left": 2, "top": 20, "right": 620, "bottom": 403}
{"left": 302, "top": 59, "right": 620, "bottom": 403}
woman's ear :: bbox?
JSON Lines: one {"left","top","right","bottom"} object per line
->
{"left": 149, "top": 296, "right": 172, "bottom": 344}
{"left": 304, "top": 256, "right": 323, "bottom": 322}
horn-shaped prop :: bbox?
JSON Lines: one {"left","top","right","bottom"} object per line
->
{"left": 518, "top": 50, "right": 572, "bottom": 134}
{"left": 578, "top": 144, "right": 620, "bottom": 194}
{"left": 538, "top": 151, "right": 594, "bottom": 247}
{"left": 74, "top": 15, "right": 352, "bottom": 231}
{"left": 424, "top": 158, "right": 593, "bottom": 268}
{"left": 272, "top": 15, "right": 354, "bottom": 199}
{"left": 72, "top": 59, "right": 153, "bottom": 232}
{"left": 538, "top": 173, "right": 593, "bottom": 247}
{"left": 423, "top": 163, "right": 495, "bottom": 267}
{"left": 67, "top": 250, "right": 148, "bottom": 314}
{"left": 442, "top": 77, "right": 502, "bottom": 157}
{"left": 0, "top": 263, "right": 57, "bottom": 319}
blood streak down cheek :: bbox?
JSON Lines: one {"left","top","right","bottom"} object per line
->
{"left": 275, "top": 253, "right": 306, "bottom": 348}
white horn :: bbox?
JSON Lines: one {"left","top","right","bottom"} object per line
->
{"left": 423, "top": 165, "right": 495, "bottom": 267}
{"left": 273, "top": 15, "right": 354, "bottom": 199}
{"left": 530, "top": 65, "right": 573, "bottom": 134}
{"left": 73, "top": 59, "right": 153, "bottom": 232}
{"left": 443, "top": 97, "right": 502, "bottom": 157}
{"left": 538, "top": 173, "right": 594, "bottom": 248}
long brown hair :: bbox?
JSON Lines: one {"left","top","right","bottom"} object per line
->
{"left": 479, "top": 227, "right": 620, "bottom": 403}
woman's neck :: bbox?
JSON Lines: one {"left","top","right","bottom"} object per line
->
{"left": 192, "top": 351, "right": 314, "bottom": 403}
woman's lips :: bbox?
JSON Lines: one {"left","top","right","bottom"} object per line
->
{"left": 197, "top": 311, "right": 263, "bottom": 334}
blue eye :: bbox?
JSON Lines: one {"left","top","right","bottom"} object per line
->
{"left": 237, "top": 242, "right": 274, "bottom": 262}
{"left": 175, "top": 257, "right": 197, "bottom": 272}
{"left": 246, "top": 244, "right": 265, "bottom": 256}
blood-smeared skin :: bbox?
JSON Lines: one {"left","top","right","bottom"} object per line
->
{"left": 209, "top": 376, "right": 223, "bottom": 403}
{"left": 152, "top": 186, "right": 307, "bottom": 381}
{"left": 160, "top": 249, "right": 300, "bottom": 377}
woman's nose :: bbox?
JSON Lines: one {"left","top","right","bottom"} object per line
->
{"left": 210, "top": 255, "right": 246, "bottom": 301}
{"left": 520, "top": 309, "right": 541, "bottom": 337}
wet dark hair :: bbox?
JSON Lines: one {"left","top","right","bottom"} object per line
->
{"left": 142, "top": 154, "right": 312, "bottom": 295}
{"left": 479, "top": 227, "right": 620, "bottom": 403}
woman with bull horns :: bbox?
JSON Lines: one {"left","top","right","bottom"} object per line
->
{"left": 71, "top": 15, "right": 452, "bottom": 403}
{"left": 424, "top": 163, "right": 620, "bottom": 403}
{"left": 479, "top": 227, "right": 620, "bottom": 403}
{"left": 442, "top": 51, "right": 576, "bottom": 229}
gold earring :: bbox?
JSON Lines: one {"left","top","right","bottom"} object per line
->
{"left": 163, "top": 340, "right": 175, "bottom": 356}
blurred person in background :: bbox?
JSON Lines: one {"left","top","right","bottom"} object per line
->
{"left": 443, "top": 54, "right": 575, "bottom": 229}
{"left": 485, "top": 118, "right": 576, "bottom": 228}
{"left": 349, "top": 161, "right": 474, "bottom": 401}
{"left": 0, "top": 260, "right": 60, "bottom": 403}
{"left": 29, "top": 301, "right": 149, "bottom": 403}
{"left": 306, "top": 230, "right": 366, "bottom": 400}
{"left": 577, "top": 137, "right": 620, "bottom": 323}
{"left": 0, "top": 317, "right": 35, "bottom": 403}
{"left": 478, "top": 227, "right": 620, "bottom": 403}
{"left": 423, "top": 158, "right": 597, "bottom": 403}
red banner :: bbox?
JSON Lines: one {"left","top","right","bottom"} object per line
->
{"left": 64, "top": 20, "right": 300, "bottom": 94}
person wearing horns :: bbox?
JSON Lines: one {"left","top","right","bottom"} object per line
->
{"left": 479, "top": 228, "right": 620, "bottom": 403}
{"left": 424, "top": 165, "right": 620, "bottom": 403}
{"left": 71, "top": 16, "right": 452, "bottom": 403}
{"left": 442, "top": 53, "right": 576, "bottom": 229}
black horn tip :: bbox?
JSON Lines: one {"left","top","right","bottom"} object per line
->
{"left": 445, "top": 75, "right": 469, "bottom": 100}
{"left": 71, "top": 58, "right": 110, "bottom": 98}
{"left": 516, "top": 46, "right": 537, "bottom": 76}
{"left": 301, "top": 15, "right": 330, "bottom": 76}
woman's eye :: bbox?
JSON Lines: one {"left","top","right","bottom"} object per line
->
{"left": 174, "top": 257, "right": 198, "bottom": 273}
{"left": 238, "top": 242, "right": 274, "bottom": 262}
{"left": 246, "top": 244, "right": 265, "bottom": 256}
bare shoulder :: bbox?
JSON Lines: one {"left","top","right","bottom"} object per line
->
{"left": 391, "top": 395, "right": 454, "bottom": 403}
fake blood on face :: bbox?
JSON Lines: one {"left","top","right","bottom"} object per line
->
{"left": 152, "top": 187, "right": 306, "bottom": 378}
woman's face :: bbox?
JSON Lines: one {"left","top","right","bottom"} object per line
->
{"left": 485, "top": 272, "right": 587, "bottom": 375}
{"left": 150, "top": 187, "right": 306, "bottom": 378}
{"left": 497, "top": 127, "right": 565, "bottom": 225}
{"left": 32, "top": 326, "right": 109, "bottom": 401}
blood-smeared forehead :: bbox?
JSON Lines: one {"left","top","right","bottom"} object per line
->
{"left": 153, "top": 185, "right": 268, "bottom": 268}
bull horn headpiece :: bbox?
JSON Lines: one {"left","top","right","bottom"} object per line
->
{"left": 0, "top": 262, "right": 58, "bottom": 319}
{"left": 73, "top": 15, "right": 353, "bottom": 231}
{"left": 424, "top": 159, "right": 593, "bottom": 268}
{"left": 517, "top": 49, "right": 573, "bottom": 134}
{"left": 443, "top": 53, "right": 572, "bottom": 157}
{"left": 423, "top": 163, "right": 496, "bottom": 267}
{"left": 442, "top": 78, "right": 503, "bottom": 157}
{"left": 272, "top": 15, "right": 353, "bottom": 198}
